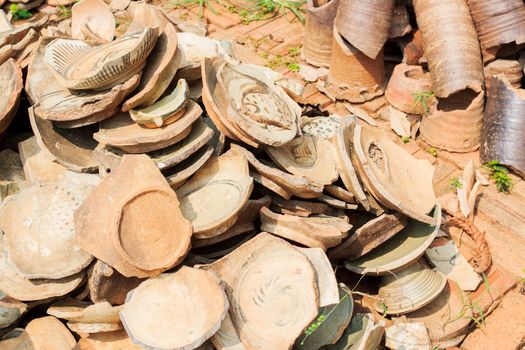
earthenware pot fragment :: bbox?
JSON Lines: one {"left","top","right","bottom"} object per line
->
{"left": 164, "top": 145, "right": 214, "bottom": 189}
{"left": 0, "top": 58, "right": 22, "bottom": 136}
{"left": 334, "top": 0, "right": 394, "bottom": 59}
{"left": 303, "top": 0, "right": 339, "bottom": 68}
{"left": 71, "top": 0, "right": 115, "bottom": 42}
{"left": 25, "top": 316, "right": 76, "bottom": 350}
{"left": 271, "top": 195, "right": 340, "bottom": 218}
{"left": 0, "top": 292, "right": 27, "bottom": 329}
{"left": 322, "top": 313, "right": 385, "bottom": 350}
{"left": 484, "top": 59, "right": 523, "bottom": 90}
{"left": 413, "top": 0, "right": 483, "bottom": 98}
{"left": 385, "top": 322, "right": 431, "bottom": 349}
{"left": 48, "top": 299, "right": 121, "bottom": 324}
{"left": 73, "top": 330, "right": 141, "bottom": 350}
{"left": 480, "top": 76, "right": 525, "bottom": 177}
{"left": 120, "top": 267, "right": 228, "bottom": 350}
{"left": 389, "top": 0, "right": 411, "bottom": 39}
{"left": 298, "top": 247, "right": 339, "bottom": 307}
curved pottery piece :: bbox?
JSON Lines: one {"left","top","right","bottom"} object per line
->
{"left": 385, "top": 322, "right": 431, "bottom": 349}
{"left": 75, "top": 155, "right": 192, "bottom": 278}
{"left": 45, "top": 28, "right": 157, "bottom": 90}
{"left": 0, "top": 175, "right": 96, "bottom": 279}
{"left": 0, "top": 292, "right": 27, "bottom": 329}
{"left": 210, "top": 312, "right": 245, "bottom": 350}
{"left": 120, "top": 267, "right": 228, "bottom": 350}
{"left": 0, "top": 13, "right": 47, "bottom": 48}
{"left": 67, "top": 321, "right": 122, "bottom": 335}
{"left": 376, "top": 260, "right": 447, "bottom": 315}
{"left": 467, "top": 0, "right": 525, "bottom": 62}
{"left": 298, "top": 248, "right": 339, "bottom": 307}
{"left": 204, "top": 233, "right": 318, "bottom": 350}
{"left": 94, "top": 100, "right": 202, "bottom": 153}
{"left": 48, "top": 299, "right": 121, "bottom": 323}
{"left": 345, "top": 205, "right": 441, "bottom": 275}
{"left": 385, "top": 63, "right": 433, "bottom": 114}
{"left": 165, "top": 145, "right": 214, "bottom": 189}
{"left": 325, "top": 30, "right": 386, "bottom": 103}
{"left": 0, "top": 59, "right": 22, "bottom": 135}
{"left": 389, "top": 0, "right": 411, "bottom": 39}
{"left": 267, "top": 135, "right": 338, "bottom": 185}
{"left": 71, "top": 0, "right": 115, "bottom": 42}
{"left": 322, "top": 313, "right": 384, "bottom": 350}
{"left": 480, "top": 76, "right": 525, "bottom": 177}
{"left": 26, "top": 316, "right": 76, "bottom": 350}
{"left": 303, "top": 0, "right": 340, "bottom": 67}
{"left": 484, "top": 59, "right": 523, "bottom": 90}
{"left": 334, "top": 0, "right": 394, "bottom": 59}
{"left": 74, "top": 330, "right": 141, "bottom": 350}
{"left": 176, "top": 149, "right": 253, "bottom": 239}
{"left": 130, "top": 79, "right": 189, "bottom": 128}
{"left": 413, "top": 0, "right": 483, "bottom": 98}
{"left": 352, "top": 124, "right": 436, "bottom": 223}
{"left": 300, "top": 115, "right": 341, "bottom": 139}
{"left": 420, "top": 90, "right": 485, "bottom": 153}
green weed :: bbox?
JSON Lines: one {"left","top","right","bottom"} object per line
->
{"left": 427, "top": 147, "right": 438, "bottom": 157}
{"left": 483, "top": 160, "right": 513, "bottom": 193}
{"left": 9, "top": 4, "right": 32, "bottom": 20}
{"left": 401, "top": 136, "right": 411, "bottom": 144}
{"left": 450, "top": 177, "right": 463, "bottom": 190}
{"left": 412, "top": 91, "right": 435, "bottom": 115}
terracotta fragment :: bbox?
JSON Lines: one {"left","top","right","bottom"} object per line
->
{"left": 324, "top": 30, "right": 386, "bottom": 103}
{"left": 204, "top": 233, "right": 318, "bottom": 350}
{"left": 300, "top": 115, "right": 341, "bottom": 139}
{"left": 323, "top": 313, "right": 385, "bottom": 350}
{"left": 176, "top": 149, "right": 253, "bottom": 239}
{"left": 385, "top": 322, "right": 431, "bottom": 349}
{"left": 0, "top": 292, "right": 27, "bottom": 329}
{"left": 420, "top": 90, "right": 485, "bottom": 153}
{"left": 334, "top": 0, "right": 394, "bottom": 59}
{"left": 298, "top": 248, "right": 339, "bottom": 307}
{"left": 389, "top": 0, "right": 411, "bottom": 39}
{"left": 164, "top": 145, "right": 214, "bottom": 189}
{"left": 385, "top": 63, "right": 434, "bottom": 114}
{"left": 68, "top": 321, "right": 122, "bottom": 335}
{"left": 25, "top": 316, "right": 76, "bottom": 350}
{"left": 303, "top": 0, "right": 340, "bottom": 68}
{"left": 75, "top": 155, "right": 192, "bottom": 278}
{"left": 71, "top": 0, "right": 115, "bottom": 42}
{"left": 413, "top": 0, "right": 483, "bottom": 98}
{"left": 484, "top": 59, "right": 523, "bottom": 90}
{"left": 251, "top": 170, "right": 292, "bottom": 199}
{"left": 0, "top": 58, "right": 22, "bottom": 136}
{"left": 399, "top": 29, "right": 425, "bottom": 65}
{"left": 324, "top": 185, "right": 355, "bottom": 204}
{"left": 44, "top": 28, "right": 157, "bottom": 90}
{"left": 210, "top": 312, "right": 244, "bottom": 350}
{"left": 0, "top": 13, "right": 47, "bottom": 48}
{"left": 74, "top": 330, "right": 141, "bottom": 350}
{"left": 271, "top": 195, "right": 340, "bottom": 218}
{"left": 120, "top": 267, "right": 228, "bottom": 350}
{"left": 0, "top": 149, "right": 25, "bottom": 201}
{"left": 480, "top": 76, "right": 525, "bottom": 177}
{"left": 48, "top": 299, "right": 121, "bottom": 324}
{"left": 0, "top": 28, "right": 38, "bottom": 66}
{"left": 22, "top": 151, "right": 68, "bottom": 185}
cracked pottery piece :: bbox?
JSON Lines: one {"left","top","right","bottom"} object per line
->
{"left": 75, "top": 155, "right": 192, "bottom": 278}
{"left": 324, "top": 185, "right": 355, "bottom": 204}
{"left": 129, "top": 79, "right": 189, "bottom": 128}
{"left": 271, "top": 195, "right": 340, "bottom": 218}
{"left": 334, "top": 0, "right": 394, "bottom": 59}
{"left": 0, "top": 28, "right": 38, "bottom": 67}
{"left": 251, "top": 170, "right": 292, "bottom": 199}
{"left": 303, "top": 0, "right": 340, "bottom": 68}
{"left": 0, "top": 12, "right": 47, "bottom": 48}
{"left": 94, "top": 100, "right": 202, "bottom": 153}
{"left": 203, "top": 233, "right": 318, "bottom": 350}
{"left": 389, "top": 0, "right": 411, "bottom": 38}
{"left": 71, "top": 0, "right": 115, "bottom": 42}
{"left": 322, "top": 313, "right": 385, "bottom": 350}
{"left": 164, "top": 145, "right": 214, "bottom": 189}
{"left": 298, "top": 248, "right": 339, "bottom": 307}
{"left": 484, "top": 59, "right": 523, "bottom": 90}
{"left": 0, "top": 149, "right": 25, "bottom": 201}
{"left": 0, "top": 58, "right": 22, "bottom": 136}
{"left": 300, "top": 115, "right": 341, "bottom": 139}
{"left": 73, "top": 330, "right": 141, "bottom": 350}
{"left": 0, "top": 292, "right": 27, "bottom": 329}
{"left": 120, "top": 267, "right": 228, "bottom": 350}
{"left": 385, "top": 322, "right": 431, "bottom": 350}
{"left": 210, "top": 312, "right": 244, "bottom": 350}
{"left": 25, "top": 316, "right": 76, "bottom": 350}
{"left": 44, "top": 28, "right": 157, "bottom": 90}
{"left": 413, "top": 0, "right": 483, "bottom": 98}
{"left": 176, "top": 149, "right": 253, "bottom": 239}
{"left": 67, "top": 321, "right": 122, "bottom": 335}
{"left": 48, "top": 299, "right": 121, "bottom": 324}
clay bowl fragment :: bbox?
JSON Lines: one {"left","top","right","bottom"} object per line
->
{"left": 0, "top": 13, "right": 47, "bottom": 48}
{"left": 413, "top": 0, "right": 483, "bottom": 98}
{"left": 176, "top": 149, "right": 253, "bottom": 239}
{"left": 298, "top": 247, "right": 339, "bottom": 307}
{"left": 74, "top": 330, "right": 141, "bottom": 350}
{"left": 44, "top": 28, "right": 157, "bottom": 90}
{"left": 484, "top": 59, "right": 523, "bottom": 90}
{"left": 251, "top": 170, "right": 292, "bottom": 199}
{"left": 25, "top": 316, "right": 76, "bottom": 350}
{"left": 303, "top": 0, "right": 340, "bottom": 68}
{"left": 210, "top": 312, "right": 244, "bottom": 350}
{"left": 120, "top": 267, "right": 228, "bottom": 350}
{"left": 0, "top": 58, "right": 22, "bottom": 135}
{"left": 94, "top": 100, "right": 201, "bottom": 153}
{"left": 271, "top": 195, "right": 340, "bottom": 218}
{"left": 324, "top": 185, "right": 355, "bottom": 204}
{"left": 75, "top": 155, "right": 192, "bottom": 278}
{"left": 322, "top": 313, "right": 384, "bottom": 350}
{"left": 0, "top": 174, "right": 96, "bottom": 279}
{"left": 352, "top": 124, "right": 436, "bottom": 223}
{"left": 130, "top": 79, "right": 189, "bottom": 128}
{"left": 164, "top": 145, "right": 214, "bottom": 189}
{"left": 300, "top": 115, "right": 341, "bottom": 139}
{"left": 334, "top": 0, "right": 394, "bottom": 59}
{"left": 204, "top": 233, "right": 318, "bottom": 350}
{"left": 0, "top": 292, "right": 27, "bottom": 329}
{"left": 72, "top": 0, "right": 115, "bottom": 42}
{"left": 48, "top": 299, "right": 122, "bottom": 323}
{"left": 68, "top": 321, "right": 122, "bottom": 336}
{"left": 480, "top": 76, "right": 525, "bottom": 177}
{"left": 345, "top": 205, "right": 441, "bottom": 275}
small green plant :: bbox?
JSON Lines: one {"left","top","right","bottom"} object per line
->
{"left": 239, "top": 0, "right": 306, "bottom": 24}
{"left": 483, "top": 160, "right": 513, "bottom": 193}
{"left": 412, "top": 91, "right": 435, "bottom": 115}
{"left": 401, "top": 136, "right": 411, "bottom": 144}
{"left": 450, "top": 177, "right": 463, "bottom": 190}
{"left": 57, "top": 5, "right": 72, "bottom": 17}
{"left": 519, "top": 269, "right": 525, "bottom": 294}
{"left": 288, "top": 46, "right": 300, "bottom": 57}
{"left": 287, "top": 61, "right": 300, "bottom": 72}
{"left": 169, "top": 0, "right": 218, "bottom": 18}
{"left": 9, "top": 4, "right": 32, "bottom": 20}
{"left": 427, "top": 147, "right": 438, "bottom": 157}
{"left": 444, "top": 282, "right": 487, "bottom": 333}
{"left": 378, "top": 302, "right": 388, "bottom": 317}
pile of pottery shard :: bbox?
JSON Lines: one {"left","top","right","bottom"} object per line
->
{"left": 0, "top": 0, "right": 523, "bottom": 349}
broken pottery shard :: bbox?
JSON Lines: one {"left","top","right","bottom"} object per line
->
{"left": 267, "top": 135, "right": 338, "bottom": 185}
{"left": 26, "top": 316, "right": 76, "bottom": 350}
{"left": 0, "top": 174, "right": 96, "bottom": 279}
{"left": 260, "top": 207, "right": 347, "bottom": 250}
{"left": 67, "top": 321, "right": 122, "bottom": 335}
{"left": 87, "top": 260, "right": 144, "bottom": 305}
{"left": 48, "top": 299, "right": 121, "bottom": 323}
{"left": 0, "top": 58, "right": 22, "bottom": 135}
{"left": 467, "top": 0, "right": 525, "bottom": 62}
{"left": 120, "top": 267, "right": 228, "bottom": 350}
{"left": 323, "top": 313, "right": 385, "bottom": 350}
{"left": 377, "top": 260, "right": 447, "bottom": 315}
{"left": 0, "top": 13, "right": 47, "bottom": 48}
{"left": 94, "top": 100, "right": 201, "bottom": 153}
{"left": 389, "top": 0, "right": 411, "bottom": 38}
{"left": 324, "top": 185, "right": 355, "bottom": 204}
{"left": 387, "top": 106, "right": 411, "bottom": 138}
{"left": 484, "top": 59, "right": 523, "bottom": 90}
{"left": 29, "top": 108, "right": 98, "bottom": 173}
{"left": 385, "top": 63, "right": 433, "bottom": 115}
{"left": 27, "top": 38, "right": 140, "bottom": 128}
{"left": 329, "top": 213, "right": 408, "bottom": 260}
{"left": 271, "top": 195, "right": 340, "bottom": 217}
{"left": 251, "top": 170, "right": 292, "bottom": 199}
{"left": 300, "top": 115, "right": 341, "bottom": 139}
{"left": 480, "top": 76, "right": 525, "bottom": 177}
{"left": 204, "top": 233, "right": 318, "bottom": 350}
{"left": 122, "top": 23, "right": 181, "bottom": 111}
{"left": 230, "top": 144, "right": 324, "bottom": 199}
{"left": 345, "top": 205, "right": 441, "bottom": 275}
{"left": 0, "top": 292, "right": 27, "bottom": 329}
{"left": 324, "top": 30, "right": 386, "bottom": 103}
{"left": 74, "top": 330, "right": 141, "bottom": 350}
{"left": 164, "top": 145, "right": 214, "bottom": 189}
{"left": 130, "top": 79, "right": 189, "bottom": 128}
{"left": 413, "top": 0, "right": 483, "bottom": 98}
{"left": 316, "top": 194, "right": 358, "bottom": 210}
{"left": 385, "top": 322, "right": 431, "bottom": 350}
{"left": 303, "top": 0, "right": 340, "bottom": 68}
{"left": 210, "top": 312, "right": 245, "bottom": 350}
{"left": 126, "top": 1, "right": 173, "bottom": 32}
{"left": 71, "top": 0, "right": 115, "bottom": 42}
{"left": 420, "top": 90, "right": 485, "bottom": 153}
{"left": 176, "top": 149, "right": 253, "bottom": 239}
{"left": 352, "top": 124, "right": 436, "bottom": 223}
{"left": 0, "top": 149, "right": 25, "bottom": 201}
{"left": 334, "top": 0, "right": 394, "bottom": 59}
{"left": 298, "top": 248, "right": 339, "bottom": 307}
{"left": 75, "top": 155, "right": 192, "bottom": 278}
{"left": 44, "top": 28, "right": 157, "bottom": 90}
